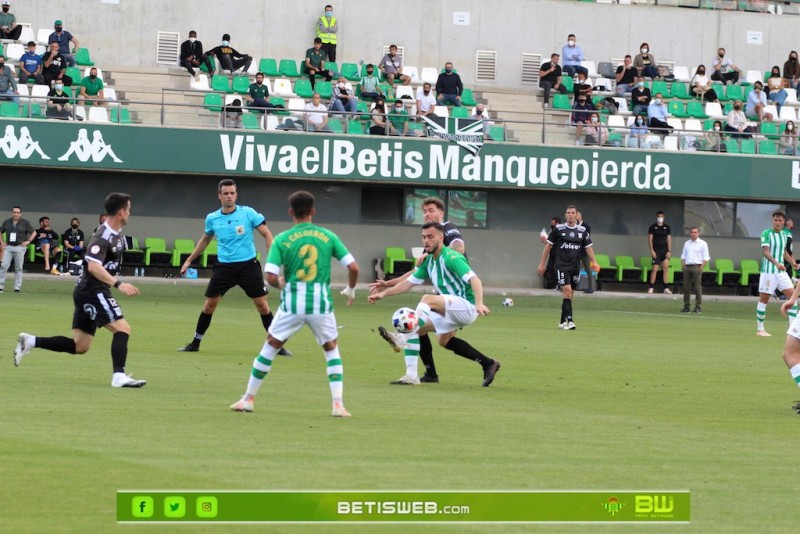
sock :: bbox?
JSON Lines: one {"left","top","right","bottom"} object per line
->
{"left": 403, "top": 335, "right": 420, "bottom": 379}
{"left": 193, "top": 312, "right": 213, "bottom": 344}
{"left": 791, "top": 364, "right": 800, "bottom": 387}
{"left": 788, "top": 305, "right": 798, "bottom": 325}
{"left": 414, "top": 302, "right": 432, "bottom": 332}
{"left": 111, "top": 332, "right": 129, "bottom": 373}
{"left": 562, "top": 298, "right": 573, "bottom": 322}
{"left": 756, "top": 302, "right": 767, "bottom": 330}
{"left": 35, "top": 336, "right": 76, "bottom": 354}
{"left": 245, "top": 341, "right": 279, "bottom": 398}
{"left": 260, "top": 312, "right": 274, "bottom": 333}
{"left": 418, "top": 334, "right": 437, "bottom": 377}
{"left": 445, "top": 337, "right": 493, "bottom": 367}
{"left": 325, "top": 347, "right": 344, "bottom": 402}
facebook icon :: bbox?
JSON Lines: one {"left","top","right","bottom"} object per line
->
{"left": 131, "top": 496, "right": 154, "bottom": 518}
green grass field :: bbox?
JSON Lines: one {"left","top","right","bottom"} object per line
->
{"left": 2, "top": 279, "right": 799, "bottom": 532}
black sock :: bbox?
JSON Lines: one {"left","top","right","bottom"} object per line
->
{"left": 418, "top": 334, "right": 437, "bottom": 377}
{"left": 562, "top": 298, "right": 573, "bottom": 322}
{"left": 444, "top": 337, "right": 492, "bottom": 367}
{"left": 260, "top": 312, "right": 274, "bottom": 333}
{"left": 111, "top": 332, "right": 129, "bottom": 373}
{"left": 193, "top": 312, "right": 213, "bottom": 344}
{"left": 35, "top": 336, "right": 76, "bottom": 354}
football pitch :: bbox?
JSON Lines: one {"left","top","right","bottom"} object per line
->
{"left": 1, "top": 279, "right": 799, "bottom": 532}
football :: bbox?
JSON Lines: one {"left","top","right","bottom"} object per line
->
{"left": 392, "top": 307, "right": 418, "bottom": 333}
{"left": 502, "top": 298, "right": 514, "bottom": 307}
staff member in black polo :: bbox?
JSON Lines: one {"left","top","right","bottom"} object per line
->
{"left": 648, "top": 210, "right": 672, "bottom": 294}
{"left": 680, "top": 227, "right": 711, "bottom": 314}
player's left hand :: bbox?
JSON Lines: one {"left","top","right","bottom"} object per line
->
{"left": 118, "top": 282, "right": 139, "bottom": 296}
{"left": 476, "top": 304, "right": 490, "bottom": 316}
{"left": 367, "top": 280, "right": 388, "bottom": 295}
{"left": 340, "top": 286, "right": 356, "bottom": 306}
{"left": 781, "top": 299, "right": 796, "bottom": 317}
{"left": 367, "top": 292, "right": 383, "bottom": 304}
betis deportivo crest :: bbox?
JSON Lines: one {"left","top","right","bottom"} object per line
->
{"left": 602, "top": 496, "right": 624, "bottom": 516}
{"left": 421, "top": 116, "right": 485, "bottom": 156}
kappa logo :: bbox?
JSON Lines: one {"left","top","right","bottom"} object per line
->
{"left": 0, "top": 125, "right": 51, "bottom": 160}
{"left": 58, "top": 128, "right": 123, "bottom": 163}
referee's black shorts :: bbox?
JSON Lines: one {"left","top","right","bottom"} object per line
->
{"left": 205, "top": 258, "right": 268, "bottom": 299}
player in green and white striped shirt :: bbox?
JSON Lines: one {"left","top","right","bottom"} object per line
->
{"left": 756, "top": 211, "right": 798, "bottom": 337}
{"left": 230, "top": 191, "right": 359, "bottom": 417}
{"left": 368, "top": 222, "right": 501, "bottom": 387}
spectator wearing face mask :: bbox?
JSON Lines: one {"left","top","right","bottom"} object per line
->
{"left": 627, "top": 114, "right": 655, "bottom": 149}
{"left": 724, "top": 100, "right": 755, "bottom": 139}
{"left": 329, "top": 76, "right": 357, "bottom": 114}
{"left": 416, "top": 82, "right": 437, "bottom": 118}
{"left": 704, "top": 120, "right": 725, "bottom": 152}
{"left": 370, "top": 98, "right": 389, "bottom": 135}
{"left": 746, "top": 81, "right": 771, "bottom": 122}
{"left": 359, "top": 64, "right": 383, "bottom": 100}
{"left": 633, "top": 43, "right": 657, "bottom": 79}
{"left": 46, "top": 82, "right": 74, "bottom": 120}
{"left": 780, "top": 121, "right": 798, "bottom": 156}
{"left": 647, "top": 92, "right": 672, "bottom": 134}
{"left": 583, "top": 113, "right": 607, "bottom": 146}
{"left": 61, "top": 217, "right": 85, "bottom": 272}
{"left": 711, "top": 47, "right": 740, "bottom": 84}
{"left": 79, "top": 67, "right": 106, "bottom": 107}
{"left": 19, "top": 41, "right": 45, "bottom": 85}
{"left": 470, "top": 104, "right": 492, "bottom": 136}
{"left": 317, "top": 5, "right": 338, "bottom": 62}
{"left": 207, "top": 34, "right": 253, "bottom": 75}
{"left": 48, "top": 19, "right": 79, "bottom": 67}
{"left": 388, "top": 99, "right": 411, "bottom": 136}
{"left": 571, "top": 94, "right": 595, "bottom": 145}
{"left": 691, "top": 64, "right": 718, "bottom": 102}
{"left": 766, "top": 66, "right": 788, "bottom": 115}
{"left": 561, "top": 34, "right": 588, "bottom": 78}
{"left": 783, "top": 51, "right": 800, "bottom": 90}
{"left": 180, "top": 31, "right": 213, "bottom": 80}
{"left": 43, "top": 41, "right": 73, "bottom": 88}
{"left": 0, "top": 54, "right": 19, "bottom": 104}
{"left": 630, "top": 76, "right": 651, "bottom": 117}
{"left": 0, "top": 1, "right": 22, "bottom": 40}
{"left": 435, "top": 62, "right": 463, "bottom": 107}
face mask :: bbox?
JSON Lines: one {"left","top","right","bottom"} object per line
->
{"left": 423, "top": 90, "right": 430, "bottom": 95}
{"left": 338, "top": 82, "right": 345, "bottom": 89}
{"left": 636, "top": 119, "right": 643, "bottom": 125}
{"left": 698, "top": 70, "right": 705, "bottom": 75}
{"left": 568, "top": 40, "right": 575, "bottom": 46}
{"left": 591, "top": 117, "right": 598, "bottom": 123}
{"left": 71, "top": 224, "right": 79, "bottom": 229}
{"left": 789, "top": 125, "right": 795, "bottom": 131}
{"left": 395, "top": 106, "right": 403, "bottom": 112}
{"left": 654, "top": 98, "right": 661, "bottom": 104}
{"left": 641, "top": 48, "right": 648, "bottom": 54}
{"left": 445, "top": 68, "right": 452, "bottom": 74}
{"left": 793, "top": 56, "right": 798, "bottom": 61}
{"left": 734, "top": 105, "right": 741, "bottom": 110}
{"left": 0, "top": 62, "right": 4, "bottom": 68}
{"left": 55, "top": 84, "right": 63, "bottom": 90}
{"left": 367, "top": 69, "right": 373, "bottom": 74}
{"left": 55, "top": 27, "right": 62, "bottom": 32}
{"left": 578, "top": 99, "right": 585, "bottom": 104}
{"left": 90, "top": 74, "right": 97, "bottom": 80}
{"left": 719, "top": 52, "right": 724, "bottom": 58}
{"left": 476, "top": 109, "right": 483, "bottom": 115}
{"left": 2, "top": 7, "right": 8, "bottom": 12}
{"left": 221, "top": 41, "right": 229, "bottom": 47}
{"left": 713, "top": 125, "right": 720, "bottom": 131}
{"left": 657, "top": 217, "right": 664, "bottom": 224}
{"left": 189, "top": 37, "right": 196, "bottom": 43}
{"left": 325, "top": 10, "right": 332, "bottom": 17}
{"left": 637, "top": 81, "right": 644, "bottom": 88}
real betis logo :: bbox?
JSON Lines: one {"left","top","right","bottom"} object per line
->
{"left": 421, "top": 116, "right": 485, "bottom": 156}
{"left": 602, "top": 496, "right": 624, "bottom": 516}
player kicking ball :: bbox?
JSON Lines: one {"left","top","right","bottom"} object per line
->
{"left": 369, "top": 222, "right": 500, "bottom": 387}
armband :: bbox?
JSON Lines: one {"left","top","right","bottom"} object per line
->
{"left": 113, "top": 280, "right": 122, "bottom": 288}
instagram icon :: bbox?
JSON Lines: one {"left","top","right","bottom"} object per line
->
{"left": 196, "top": 496, "right": 218, "bottom": 518}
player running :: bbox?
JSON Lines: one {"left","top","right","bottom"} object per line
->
{"left": 756, "top": 211, "right": 799, "bottom": 337}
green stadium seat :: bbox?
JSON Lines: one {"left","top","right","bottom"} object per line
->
{"left": 232, "top": 76, "right": 251, "bottom": 94}
{"left": 356, "top": 100, "right": 370, "bottom": 120}
{"left": 211, "top": 75, "right": 232, "bottom": 93}
{"left": 279, "top": 59, "right": 301, "bottom": 78}
{"left": 268, "top": 97, "right": 289, "bottom": 115}
{"left": 21, "top": 103, "right": 44, "bottom": 119}
{"left": 671, "top": 82, "right": 691, "bottom": 100}
{"left": 724, "top": 84, "right": 744, "bottom": 102}
{"left": 714, "top": 258, "right": 741, "bottom": 286}
{"left": 110, "top": 107, "right": 132, "bottom": 124}
{"left": 739, "top": 259, "right": 760, "bottom": 287}
{"left": 461, "top": 88, "right": 477, "bottom": 106}
{"left": 553, "top": 93, "right": 571, "bottom": 110}
{"left": 488, "top": 125, "right": 505, "bottom": 141}
{"left": 316, "top": 81, "right": 333, "bottom": 100}
{"left": 759, "top": 140, "right": 778, "bottom": 155}
{"left": 725, "top": 138, "right": 740, "bottom": 153}
{"left": 668, "top": 257, "right": 683, "bottom": 285}
{"left": 668, "top": 100, "right": 688, "bottom": 118}
{"left": 593, "top": 254, "right": 616, "bottom": 283}
{"left": 341, "top": 62, "right": 360, "bottom": 81}
{"left": 326, "top": 62, "right": 339, "bottom": 75}
{"left": 328, "top": 118, "right": 344, "bottom": 133}
{"left": 201, "top": 240, "right": 219, "bottom": 268}
{"left": 294, "top": 78, "right": 314, "bottom": 99}
{"left": 686, "top": 100, "right": 708, "bottom": 119}
{"left": 144, "top": 237, "right": 173, "bottom": 268}
{"left": 74, "top": 47, "right": 94, "bottom": 66}
{"left": 383, "top": 247, "right": 414, "bottom": 278}
{"left": 639, "top": 256, "right": 653, "bottom": 283}
{"left": 242, "top": 113, "right": 262, "bottom": 130}
{"left": 651, "top": 80, "right": 671, "bottom": 98}
{"left": 200, "top": 55, "right": 216, "bottom": 74}
{"left": 204, "top": 93, "right": 223, "bottom": 112}
{"left": 614, "top": 255, "right": 642, "bottom": 282}
{"left": 347, "top": 119, "right": 365, "bottom": 135}
{"left": 377, "top": 82, "right": 393, "bottom": 100}
{"left": 451, "top": 106, "right": 469, "bottom": 118}
{"left": 701, "top": 262, "right": 718, "bottom": 285}
{"left": 760, "top": 121, "right": 779, "bottom": 140}
{"left": 0, "top": 101, "right": 20, "bottom": 117}
{"left": 560, "top": 76, "right": 574, "bottom": 93}
{"left": 713, "top": 83, "right": 728, "bottom": 101}
{"left": 170, "top": 239, "right": 196, "bottom": 268}
{"left": 258, "top": 58, "right": 280, "bottom": 77}
{"left": 65, "top": 67, "right": 81, "bottom": 83}
{"left": 740, "top": 138, "right": 756, "bottom": 154}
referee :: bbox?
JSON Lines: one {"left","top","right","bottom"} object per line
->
{"left": 178, "top": 179, "right": 291, "bottom": 356}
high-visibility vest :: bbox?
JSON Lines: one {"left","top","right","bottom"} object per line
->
{"left": 317, "top": 16, "right": 337, "bottom": 45}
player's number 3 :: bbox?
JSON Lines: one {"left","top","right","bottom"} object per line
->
{"left": 296, "top": 244, "right": 318, "bottom": 281}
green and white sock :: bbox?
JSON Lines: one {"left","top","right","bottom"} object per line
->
{"left": 325, "top": 347, "right": 344, "bottom": 402}
{"left": 414, "top": 302, "right": 431, "bottom": 332}
{"left": 790, "top": 364, "right": 800, "bottom": 388}
{"left": 756, "top": 302, "right": 767, "bottom": 330}
{"left": 403, "top": 335, "right": 420, "bottom": 379}
{"left": 245, "top": 341, "right": 279, "bottom": 397}
{"left": 788, "top": 305, "right": 799, "bottom": 325}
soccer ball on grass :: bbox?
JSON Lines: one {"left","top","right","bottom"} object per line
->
{"left": 502, "top": 298, "right": 514, "bottom": 307}
{"left": 392, "top": 307, "right": 418, "bottom": 333}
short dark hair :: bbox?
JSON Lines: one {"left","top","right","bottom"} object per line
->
{"left": 39, "top": 216, "right": 49, "bottom": 224}
{"left": 27, "top": 41, "right": 36, "bottom": 47}
{"left": 657, "top": 210, "right": 665, "bottom": 216}
{"left": 568, "top": 34, "right": 576, "bottom": 39}
{"left": 71, "top": 217, "right": 80, "bottom": 224}
{"left": 104, "top": 193, "right": 131, "bottom": 217}
{"left": 325, "top": 4, "right": 332, "bottom": 9}
{"left": 314, "top": 37, "right": 322, "bottom": 44}
{"left": 222, "top": 33, "right": 231, "bottom": 41}
{"left": 624, "top": 54, "right": 632, "bottom": 60}
{"left": 389, "top": 44, "right": 397, "bottom": 49}
{"left": 218, "top": 178, "right": 236, "bottom": 193}
{"left": 256, "top": 71, "right": 264, "bottom": 77}
{"left": 566, "top": 204, "right": 577, "bottom": 211}
{"left": 422, "top": 197, "right": 444, "bottom": 211}
{"left": 289, "top": 190, "right": 315, "bottom": 218}
{"left": 189, "top": 31, "right": 197, "bottom": 37}
{"left": 773, "top": 211, "right": 786, "bottom": 219}
{"left": 422, "top": 221, "right": 445, "bottom": 234}
{"left": 12, "top": 205, "right": 21, "bottom": 212}
{"left": 366, "top": 63, "right": 374, "bottom": 69}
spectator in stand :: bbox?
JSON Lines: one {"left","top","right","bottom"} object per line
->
{"left": 19, "top": 41, "right": 45, "bottom": 85}
{"left": 435, "top": 62, "right": 463, "bottom": 107}
{"left": 303, "top": 93, "right": 329, "bottom": 132}
{"left": 0, "top": 55, "right": 19, "bottom": 104}
{"left": 60, "top": 217, "right": 85, "bottom": 272}
{"left": 615, "top": 55, "right": 637, "bottom": 95}
{"left": 746, "top": 81, "right": 771, "bottom": 122}
{"left": 388, "top": 99, "right": 410, "bottom": 136}
{"left": 329, "top": 76, "right": 356, "bottom": 115}
{"left": 571, "top": 93, "right": 595, "bottom": 145}
{"left": 304, "top": 37, "right": 334, "bottom": 91}
{"left": 220, "top": 98, "right": 243, "bottom": 129}
{"left": 180, "top": 31, "right": 213, "bottom": 81}
{"left": 628, "top": 114, "right": 657, "bottom": 149}
{"left": 561, "top": 34, "right": 588, "bottom": 78}
{"left": 79, "top": 67, "right": 106, "bottom": 107}
{"left": 767, "top": 66, "right": 788, "bottom": 115}
{"left": 583, "top": 113, "right": 608, "bottom": 146}
{"left": 630, "top": 76, "right": 651, "bottom": 117}
{"left": 539, "top": 53, "right": 567, "bottom": 107}
{"left": 647, "top": 92, "right": 672, "bottom": 134}
{"left": 46, "top": 80, "right": 74, "bottom": 120}
{"left": 470, "top": 104, "right": 492, "bottom": 136}
{"left": 704, "top": 120, "right": 726, "bottom": 152}
{"left": 370, "top": 97, "right": 388, "bottom": 135}
{"left": 416, "top": 82, "right": 437, "bottom": 118}
{"left": 710, "top": 47, "right": 740, "bottom": 84}
{"left": 724, "top": 100, "right": 755, "bottom": 139}
{"left": 43, "top": 42, "right": 73, "bottom": 88}
{"left": 634, "top": 43, "right": 657, "bottom": 79}
{"left": 574, "top": 70, "right": 592, "bottom": 99}
{"left": 0, "top": 1, "right": 21, "bottom": 40}
{"left": 359, "top": 64, "right": 383, "bottom": 100}
{"left": 207, "top": 34, "right": 252, "bottom": 75}
{"left": 691, "top": 64, "right": 719, "bottom": 102}
{"left": 34, "top": 216, "right": 62, "bottom": 275}
{"left": 780, "top": 121, "right": 799, "bottom": 156}
{"left": 245, "top": 72, "right": 274, "bottom": 112}
{"left": 317, "top": 5, "right": 338, "bottom": 62}
{"left": 48, "top": 20, "right": 79, "bottom": 67}
{"left": 783, "top": 51, "right": 799, "bottom": 90}
{"left": 378, "top": 45, "right": 411, "bottom": 86}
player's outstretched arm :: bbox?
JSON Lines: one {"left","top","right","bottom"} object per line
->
{"left": 368, "top": 279, "right": 414, "bottom": 303}
{"left": 181, "top": 234, "right": 212, "bottom": 274}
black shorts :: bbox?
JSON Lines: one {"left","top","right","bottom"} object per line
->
{"left": 72, "top": 288, "right": 124, "bottom": 335}
{"left": 556, "top": 266, "right": 581, "bottom": 289}
{"left": 652, "top": 250, "right": 669, "bottom": 265}
{"left": 205, "top": 258, "right": 268, "bottom": 299}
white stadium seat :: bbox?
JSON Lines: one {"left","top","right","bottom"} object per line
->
{"left": 88, "top": 106, "right": 109, "bottom": 123}
{"left": 420, "top": 67, "right": 438, "bottom": 85}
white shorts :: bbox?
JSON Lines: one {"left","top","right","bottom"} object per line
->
{"left": 788, "top": 315, "right": 800, "bottom": 341}
{"left": 428, "top": 295, "right": 478, "bottom": 335}
{"left": 268, "top": 308, "right": 339, "bottom": 345}
{"left": 758, "top": 272, "right": 794, "bottom": 295}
